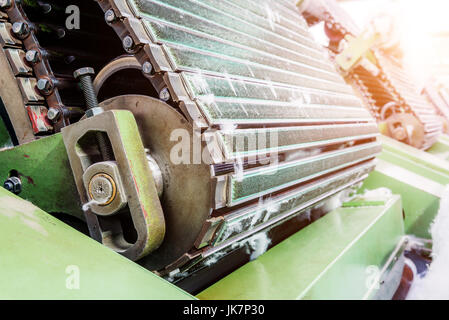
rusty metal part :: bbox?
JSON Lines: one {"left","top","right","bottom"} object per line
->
{"left": 0, "top": 48, "right": 35, "bottom": 143}
{"left": 0, "top": 1, "right": 72, "bottom": 131}
{"left": 73, "top": 67, "right": 101, "bottom": 112}
{"left": 93, "top": 55, "right": 142, "bottom": 95}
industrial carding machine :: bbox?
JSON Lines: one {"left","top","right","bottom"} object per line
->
{"left": 0, "top": 0, "right": 438, "bottom": 300}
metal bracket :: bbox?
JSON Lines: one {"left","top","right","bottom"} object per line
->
{"left": 62, "top": 110, "right": 165, "bottom": 261}
{"left": 336, "top": 31, "right": 380, "bottom": 72}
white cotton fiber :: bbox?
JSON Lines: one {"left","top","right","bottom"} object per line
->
{"left": 407, "top": 185, "right": 449, "bottom": 300}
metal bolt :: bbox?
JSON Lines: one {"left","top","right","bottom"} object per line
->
{"left": 105, "top": 9, "right": 116, "bottom": 23}
{"left": 123, "top": 36, "right": 135, "bottom": 52}
{"left": 12, "top": 21, "right": 30, "bottom": 39}
{"left": 73, "top": 67, "right": 102, "bottom": 115}
{"left": 25, "top": 50, "right": 40, "bottom": 64}
{"left": 142, "top": 61, "right": 153, "bottom": 75}
{"left": 37, "top": 78, "right": 54, "bottom": 95}
{"left": 3, "top": 177, "right": 22, "bottom": 195}
{"left": 73, "top": 67, "right": 95, "bottom": 80}
{"left": 0, "top": 0, "right": 11, "bottom": 10}
{"left": 88, "top": 173, "right": 117, "bottom": 206}
{"left": 47, "top": 107, "right": 61, "bottom": 122}
{"left": 159, "top": 87, "right": 170, "bottom": 101}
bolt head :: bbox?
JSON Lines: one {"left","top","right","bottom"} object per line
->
{"left": 142, "top": 61, "right": 153, "bottom": 75}
{"left": 0, "top": 0, "right": 11, "bottom": 10}
{"left": 159, "top": 87, "right": 171, "bottom": 101}
{"left": 3, "top": 177, "right": 21, "bottom": 195}
{"left": 105, "top": 9, "right": 116, "bottom": 23}
{"left": 73, "top": 67, "right": 95, "bottom": 79}
{"left": 25, "top": 50, "right": 40, "bottom": 64}
{"left": 12, "top": 22, "right": 30, "bottom": 38}
{"left": 37, "top": 78, "right": 54, "bottom": 95}
{"left": 123, "top": 36, "right": 135, "bottom": 51}
{"left": 47, "top": 107, "right": 61, "bottom": 121}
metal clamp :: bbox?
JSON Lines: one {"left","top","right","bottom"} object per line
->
{"left": 62, "top": 110, "right": 165, "bottom": 261}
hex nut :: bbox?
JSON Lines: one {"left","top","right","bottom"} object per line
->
{"left": 47, "top": 108, "right": 61, "bottom": 122}
{"left": 105, "top": 9, "right": 116, "bottom": 23}
{"left": 73, "top": 67, "right": 95, "bottom": 79}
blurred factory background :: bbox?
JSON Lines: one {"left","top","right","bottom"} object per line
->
{"left": 335, "top": 0, "right": 449, "bottom": 89}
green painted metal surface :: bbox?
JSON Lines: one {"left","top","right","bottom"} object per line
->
{"left": 380, "top": 135, "right": 449, "bottom": 177}
{"left": 427, "top": 134, "right": 449, "bottom": 161}
{"left": 0, "top": 187, "right": 194, "bottom": 300}
{"left": 198, "top": 195, "right": 404, "bottom": 300}
{"left": 0, "top": 134, "right": 82, "bottom": 218}
{"left": 361, "top": 135, "right": 449, "bottom": 238}
{"left": 362, "top": 171, "right": 438, "bottom": 239}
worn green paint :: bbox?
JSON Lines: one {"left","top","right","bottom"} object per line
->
{"left": 427, "top": 134, "right": 449, "bottom": 161}
{"left": 0, "top": 134, "right": 83, "bottom": 218}
{"left": 114, "top": 110, "right": 165, "bottom": 256}
{"left": 0, "top": 187, "right": 194, "bottom": 300}
{"left": 198, "top": 196, "right": 404, "bottom": 300}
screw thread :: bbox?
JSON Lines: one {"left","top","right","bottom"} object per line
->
{"left": 79, "top": 75, "right": 99, "bottom": 110}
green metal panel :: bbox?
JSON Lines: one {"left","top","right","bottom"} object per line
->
{"left": 0, "top": 187, "right": 194, "bottom": 300}
{"left": 378, "top": 150, "right": 449, "bottom": 185}
{"left": 362, "top": 171, "right": 438, "bottom": 239}
{"left": 198, "top": 195, "right": 404, "bottom": 300}
{"left": 361, "top": 135, "right": 449, "bottom": 238}
{"left": 427, "top": 134, "right": 449, "bottom": 161}
{"left": 0, "top": 134, "right": 82, "bottom": 218}
{"left": 380, "top": 135, "right": 449, "bottom": 177}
